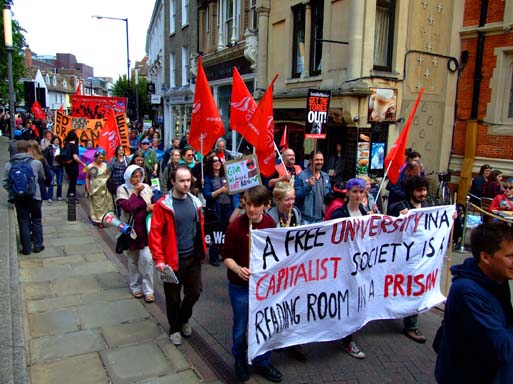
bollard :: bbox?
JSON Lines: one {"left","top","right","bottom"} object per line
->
{"left": 67, "top": 193, "right": 76, "bottom": 221}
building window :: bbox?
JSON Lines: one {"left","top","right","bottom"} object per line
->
{"left": 170, "top": 0, "right": 176, "bottom": 34}
{"left": 170, "top": 52, "right": 176, "bottom": 88}
{"left": 373, "top": 0, "right": 395, "bottom": 72}
{"left": 181, "top": 47, "right": 189, "bottom": 86}
{"left": 310, "top": 0, "right": 324, "bottom": 76}
{"left": 225, "top": 0, "right": 234, "bottom": 44}
{"left": 485, "top": 47, "right": 513, "bottom": 135}
{"left": 250, "top": 0, "right": 257, "bottom": 30}
{"left": 292, "top": 4, "right": 305, "bottom": 78}
{"left": 217, "top": 0, "right": 239, "bottom": 47}
{"left": 182, "top": 0, "right": 188, "bottom": 27}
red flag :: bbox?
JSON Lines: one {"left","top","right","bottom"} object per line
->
{"left": 58, "top": 104, "right": 64, "bottom": 112}
{"left": 249, "top": 74, "right": 278, "bottom": 177}
{"left": 279, "top": 125, "right": 288, "bottom": 152}
{"left": 75, "top": 81, "right": 82, "bottom": 95}
{"left": 97, "top": 112, "right": 120, "bottom": 161}
{"left": 189, "top": 56, "right": 225, "bottom": 155}
{"left": 31, "top": 101, "right": 45, "bottom": 120}
{"left": 384, "top": 88, "right": 424, "bottom": 184}
{"left": 230, "top": 67, "right": 258, "bottom": 146}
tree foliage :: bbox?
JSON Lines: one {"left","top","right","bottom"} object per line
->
{"left": 0, "top": 1, "right": 27, "bottom": 108}
{"left": 110, "top": 74, "right": 151, "bottom": 122}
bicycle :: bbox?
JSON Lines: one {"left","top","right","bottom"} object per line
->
{"left": 427, "top": 170, "right": 453, "bottom": 206}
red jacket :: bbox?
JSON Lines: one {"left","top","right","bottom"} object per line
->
{"left": 149, "top": 192, "right": 207, "bottom": 271}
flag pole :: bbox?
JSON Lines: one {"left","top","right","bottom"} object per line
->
{"left": 273, "top": 141, "right": 288, "bottom": 175}
{"left": 374, "top": 160, "right": 393, "bottom": 204}
{"left": 200, "top": 137, "right": 204, "bottom": 188}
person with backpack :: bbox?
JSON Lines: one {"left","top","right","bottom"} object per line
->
{"left": 2, "top": 140, "right": 45, "bottom": 255}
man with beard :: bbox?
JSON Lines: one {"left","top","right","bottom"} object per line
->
{"left": 388, "top": 175, "right": 430, "bottom": 343}
{"left": 294, "top": 150, "right": 331, "bottom": 224}
{"left": 268, "top": 148, "right": 303, "bottom": 188}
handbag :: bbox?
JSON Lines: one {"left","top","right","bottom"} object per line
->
{"left": 114, "top": 212, "right": 136, "bottom": 254}
{"left": 106, "top": 177, "right": 118, "bottom": 195}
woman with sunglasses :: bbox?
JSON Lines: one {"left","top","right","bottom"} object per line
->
{"left": 489, "top": 178, "right": 513, "bottom": 212}
{"left": 203, "top": 156, "right": 239, "bottom": 266}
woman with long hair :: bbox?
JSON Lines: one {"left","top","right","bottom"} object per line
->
{"left": 63, "top": 130, "right": 86, "bottom": 202}
{"left": 108, "top": 145, "right": 129, "bottom": 194}
{"left": 481, "top": 169, "right": 503, "bottom": 199}
{"left": 116, "top": 165, "right": 155, "bottom": 302}
{"left": 203, "top": 155, "right": 239, "bottom": 266}
{"left": 85, "top": 150, "right": 113, "bottom": 226}
{"left": 357, "top": 175, "right": 379, "bottom": 213}
{"left": 470, "top": 164, "right": 491, "bottom": 205}
{"left": 30, "top": 140, "right": 52, "bottom": 202}
{"left": 45, "top": 136, "right": 64, "bottom": 202}
{"left": 163, "top": 149, "right": 181, "bottom": 191}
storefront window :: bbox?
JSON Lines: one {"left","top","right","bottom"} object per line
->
{"left": 373, "top": 0, "right": 395, "bottom": 72}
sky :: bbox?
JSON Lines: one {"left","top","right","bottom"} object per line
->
{"left": 12, "top": 0, "right": 155, "bottom": 80}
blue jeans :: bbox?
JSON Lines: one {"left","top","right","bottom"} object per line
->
{"left": 228, "top": 283, "right": 271, "bottom": 366}
{"left": 15, "top": 198, "right": 43, "bottom": 253}
{"left": 48, "top": 165, "right": 63, "bottom": 200}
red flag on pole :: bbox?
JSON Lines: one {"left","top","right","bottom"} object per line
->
{"left": 230, "top": 67, "right": 258, "bottom": 146}
{"left": 249, "top": 74, "right": 278, "bottom": 177}
{"left": 97, "top": 112, "right": 120, "bottom": 161}
{"left": 384, "top": 88, "right": 425, "bottom": 184}
{"left": 58, "top": 104, "right": 64, "bottom": 113}
{"left": 31, "top": 101, "right": 45, "bottom": 120}
{"left": 75, "top": 81, "right": 82, "bottom": 95}
{"left": 189, "top": 56, "right": 225, "bottom": 155}
{"left": 279, "top": 125, "right": 288, "bottom": 153}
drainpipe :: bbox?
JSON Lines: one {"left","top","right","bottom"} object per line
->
{"left": 457, "top": 0, "right": 488, "bottom": 204}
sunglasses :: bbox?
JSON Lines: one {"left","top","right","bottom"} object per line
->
{"left": 505, "top": 186, "right": 513, "bottom": 190}
{"left": 186, "top": 154, "right": 194, "bottom": 157}
{"left": 142, "top": 142, "right": 150, "bottom": 145}
{"left": 213, "top": 158, "right": 220, "bottom": 162}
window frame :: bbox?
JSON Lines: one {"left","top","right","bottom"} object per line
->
{"left": 181, "top": 0, "right": 189, "bottom": 27}
{"left": 373, "top": 0, "right": 396, "bottom": 72}
{"left": 291, "top": 4, "right": 305, "bottom": 79}
{"left": 170, "top": 52, "right": 176, "bottom": 88}
{"left": 181, "top": 47, "right": 189, "bottom": 86}
{"left": 170, "top": 0, "right": 176, "bottom": 34}
{"left": 309, "top": 0, "right": 324, "bottom": 77}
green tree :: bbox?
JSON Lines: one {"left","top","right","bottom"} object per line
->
{"left": 110, "top": 74, "right": 150, "bottom": 123}
{"left": 0, "top": 1, "right": 27, "bottom": 108}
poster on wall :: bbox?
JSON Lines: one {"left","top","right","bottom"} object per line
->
{"left": 370, "top": 142, "right": 386, "bottom": 170}
{"left": 368, "top": 88, "right": 397, "bottom": 123}
{"left": 305, "top": 89, "right": 331, "bottom": 139}
{"left": 356, "top": 141, "right": 370, "bottom": 175}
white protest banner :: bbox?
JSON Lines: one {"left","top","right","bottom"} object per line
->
{"left": 248, "top": 205, "right": 454, "bottom": 362}
{"left": 225, "top": 155, "right": 261, "bottom": 194}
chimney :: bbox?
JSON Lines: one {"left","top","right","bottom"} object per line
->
{"left": 24, "top": 48, "right": 33, "bottom": 69}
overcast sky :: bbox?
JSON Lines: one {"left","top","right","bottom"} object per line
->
{"left": 12, "top": 0, "right": 155, "bottom": 80}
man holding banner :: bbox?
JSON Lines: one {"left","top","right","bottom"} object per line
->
{"left": 223, "top": 186, "right": 283, "bottom": 383}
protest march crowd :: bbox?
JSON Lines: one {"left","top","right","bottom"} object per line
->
{"left": 3, "top": 62, "right": 513, "bottom": 383}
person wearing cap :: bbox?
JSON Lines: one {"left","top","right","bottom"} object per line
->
{"left": 469, "top": 164, "right": 491, "bottom": 205}
{"left": 140, "top": 138, "right": 159, "bottom": 179}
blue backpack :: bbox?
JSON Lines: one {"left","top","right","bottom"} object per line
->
{"left": 9, "top": 158, "right": 37, "bottom": 200}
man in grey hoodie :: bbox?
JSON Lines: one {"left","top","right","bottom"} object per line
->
{"left": 3, "top": 140, "right": 45, "bottom": 255}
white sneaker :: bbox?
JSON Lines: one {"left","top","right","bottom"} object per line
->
{"left": 182, "top": 322, "right": 192, "bottom": 337}
{"left": 343, "top": 341, "right": 366, "bottom": 359}
{"left": 57, "top": 197, "right": 62, "bottom": 201}
{"left": 169, "top": 332, "right": 182, "bottom": 345}
{"left": 47, "top": 199, "right": 52, "bottom": 204}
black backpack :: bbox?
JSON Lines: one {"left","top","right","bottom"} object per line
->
{"left": 9, "top": 158, "right": 37, "bottom": 201}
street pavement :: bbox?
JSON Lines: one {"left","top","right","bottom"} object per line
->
{"left": 1, "top": 134, "right": 489, "bottom": 384}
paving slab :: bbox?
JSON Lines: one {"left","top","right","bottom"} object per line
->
{"left": 21, "top": 265, "right": 72, "bottom": 283}
{"left": 102, "top": 319, "right": 163, "bottom": 347}
{"left": 30, "top": 352, "right": 108, "bottom": 384}
{"left": 96, "top": 272, "right": 129, "bottom": 290}
{"left": 30, "top": 329, "right": 105, "bottom": 363}
{"left": 136, "top": 370, "right": 203, "bottom": 384}
{"left": 101, "top": 343, "right": 171, "bottom": 384}
{"left": 80, "top": 288, "right": 132, "bottom": 305}
{"left": 71, "top": 261, "right": 117, "bottom": 276}
{"left": 26, "top": 295, "right": 79, "bottom": 313}
{"left": 157, "top": 335, "right": 192, "bottom": 372}
{"left": 25, "top": 247, "right": 65, "bottom": 258}
{"left": 23, "top": 282, "right": 52, "bottom": 300}
{"left": 77, "top": 300, "right": 148, "bottom": 328}
{"left": 52, "top": 275, "right": 101, "bottom": 296}
{"left": 41, "top": 255, "right": 85, "bottom": 266}
{"left": 64, "top": 243, "right": 102, "bottom": 255}
{"left": 28, "top": 308, "right": 79, "bottom": 337}
{"left": 49, "top": 236, "right": 96, "bottom": 247}
{"left": 83, "top": 253, "right": 109, "bottom": 262}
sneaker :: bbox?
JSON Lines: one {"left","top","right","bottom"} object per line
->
{"left": 47, "top": 199, "right": 52, "bottom": 204}
{"left": 169, "top": 332, "right": 182, "bottom": 346}
{"left": 342, "top": 341, "right": 366, "bottom": 359}
{"left": 57, "top": 197, "right": 62, "bottom": 201}
{"left": 181, "top": 322, "right": 192, "bottom": 337}
{"left": 404, "top": 328, "right": 427, "bottom": 343}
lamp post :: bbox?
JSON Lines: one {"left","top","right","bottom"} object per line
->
{"left": 3, "top": 3, "right": 16, "bottom": 138}
{"left": 134, "top": 68, "right": 140, "bottom": 122}
{"left": 92, "top": 15, "right": 130, "bottom": 83}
